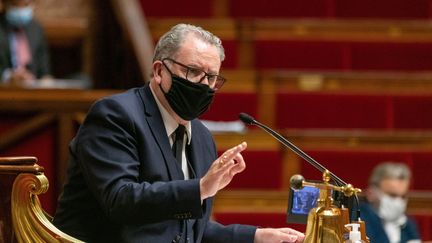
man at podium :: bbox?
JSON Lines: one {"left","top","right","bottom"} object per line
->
{"left": 53, "top": 23, "right": 305, "bottom": 243}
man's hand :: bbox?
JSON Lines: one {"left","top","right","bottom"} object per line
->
{"left": 200, "top": 142, "right": 247, "bottom": 200}
{"left": 254, "top": 228, "right": 305, "bottom": 243}
{"left": 9, "top": 68, "right": 35, "bottom": 87}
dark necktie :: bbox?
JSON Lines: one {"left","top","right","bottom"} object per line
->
{"left": 173, "top": 125, "right": 195, "bottom": 243}
{"left": 173, "top": 125, "right": 185, "bottom": 167}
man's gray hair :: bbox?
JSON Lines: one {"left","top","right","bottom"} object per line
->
{"left": 153, "top": 23, "right": 225, "bottom": 62}
{"left": 369, "top": 162, "right": 411, "bottom": 187}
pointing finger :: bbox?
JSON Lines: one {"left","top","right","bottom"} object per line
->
{"left": 219, "top": 142, "right": 247, "bottom": 164}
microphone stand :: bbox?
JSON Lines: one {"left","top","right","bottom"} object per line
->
{"left": 239, "top": 113, "right": 346, "bottom": 186}
{"left": 239, "top": 113, "right": 360, "bottom": 220}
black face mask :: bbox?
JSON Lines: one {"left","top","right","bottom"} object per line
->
{"left": 161, "top": 74, "right": 215, "bottom": 120}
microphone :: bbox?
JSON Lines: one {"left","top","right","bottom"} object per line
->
{"left": 239, "top": 112, "right": 362, "bottom": 220}
{"left": 238, "top": 113, "right": 256, "bottom": 125}
{"left": 239, "top": 112, "right": 347, "bottom": 186}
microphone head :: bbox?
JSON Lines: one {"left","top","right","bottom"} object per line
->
{"left": 290, "top": 174, "right": 305, "bottom": 191}
{"left": 239, "top": 113, "right": 256, "bottom": 125}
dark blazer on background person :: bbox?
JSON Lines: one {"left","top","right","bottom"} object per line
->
{"left": 0, "top": 14, "right": 51, "bottom": 79}
{"left": 53, "top": 85, "right": 256, "bottom": 243}
{"left": 360, "top": 202, "right": 420, "bottom": 243}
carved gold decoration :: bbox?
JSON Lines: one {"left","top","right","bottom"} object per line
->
{"left": 11, "top": 173, "right": 83, "bottom": 243}
{"left": 290, "top": 171, "right": 367, "bottom": 243}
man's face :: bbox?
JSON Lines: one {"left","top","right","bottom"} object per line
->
{"left": 153, "top": 32, "right": 221, "bottom": 123}
{"left": 161, "top": 33, "right": 221, "bottom": 91}
{"left": 373, "top": 178, "right": 410, "bottom": 221}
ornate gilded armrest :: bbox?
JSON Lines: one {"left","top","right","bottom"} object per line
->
{"left": 0, "top": 156, "right": 83, "bottom": 243}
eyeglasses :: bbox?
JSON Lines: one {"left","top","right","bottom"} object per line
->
{"left": 162, "top": 58, "right": 226, "bottom": 91}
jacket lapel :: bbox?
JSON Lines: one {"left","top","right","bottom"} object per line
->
{"left": 188, "top": 121, "right": 210, "bottom": 241}
{"left": 139, "top": 85, "right": 184, "bottom": 180}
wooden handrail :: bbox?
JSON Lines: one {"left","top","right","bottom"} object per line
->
{"left": 0, "top": 88, "right": 121, "bottom": 111}
{"left": 259, "top": 70, "right": 432, "bottom": 93}
{"left": 214, "top": 130, "right": 432, "bottom": 150}
{"left": 249, "top": 19, "right": 432, "bottom": 42}
{"left": 214, "top": 190, "right": 432, "bottom": 215}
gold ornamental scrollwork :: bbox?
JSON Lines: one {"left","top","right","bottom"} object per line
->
{"left": 11, "top": 173, "right": 83, "bottom": 243}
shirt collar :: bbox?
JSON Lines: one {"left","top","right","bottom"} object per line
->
{"left": 150, "top": 84, "right": 191, "bottom": 144}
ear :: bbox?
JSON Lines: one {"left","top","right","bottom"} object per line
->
{"left": 152, "top": 61, "right": 163, "bottom": 84}
{"left": 366, "top": 187, "right": 378, "bottom": 203}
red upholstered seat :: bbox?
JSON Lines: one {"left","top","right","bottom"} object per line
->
{"left": 200, "top": 92, "right": 258, "bottom": 122}
{"left": 334, "top": 0, "right": 430, "bottom": 19}
{"left": 221, "top": 40, "right": 239, "bottom": 68}
{"left": 350, "top": 43, "right": 432, "bottom": 71}
{"left": 254, "top": 41, "right": 432, "bottom": 71}
{"left": 254, "top": 41, "right": 348, "bottom": 70}
{"left": 393, "top": 95, "right": 432, "bottom": 130}
{"left": 217, "top": 150, "right": 283, "bottom": 190}
{"left": 410, "top": 214, "right": 432, "bottom": 241}
{"left": 275, "top": 92, "right": 391, "bottom": 130}
{"left": 276, "top": 92, "right": 432, "bottom": 130}
{"left": 229, "top": 0, "right": 329, "bottom": 18}
{"left": 230, "top": 0, "right": 431, "bottom": 19}
{"left": 0, "top": 125, "right": 57, "bottom": 215}
{"left": 411, "top": 152, "right": 432, "bottom": 190}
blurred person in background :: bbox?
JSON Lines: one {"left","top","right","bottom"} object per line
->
{"left": 360, "top": 162, "right": 421, "bottom": 243}
{"left": 0, "top": 0, "right": 51, "bottom": 87}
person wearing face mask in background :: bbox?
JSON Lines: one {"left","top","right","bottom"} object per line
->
{"left": 360, "top": 162, "right": 421, "bottom": 243}
{"left": 53, "top": 23, "right": 305, "bottom": 243}
{"left": 0, "top": 0, "right": 51, "bottom": 87}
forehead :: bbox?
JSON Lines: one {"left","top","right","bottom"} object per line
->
{"left": 174, "top": 33, "right": 221, "bottom": 71}
{"left": 379, "top": 178, "right": 410, "bottom": 196}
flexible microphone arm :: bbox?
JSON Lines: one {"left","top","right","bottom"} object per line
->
{"left": 239, "top": 113, "right": 363, "bottom": 220}
{"left": 239, "top": 112, "right": 347, "bottom": 186}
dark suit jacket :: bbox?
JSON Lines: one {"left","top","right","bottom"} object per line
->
{"left": 0, "top": 14, "right": 51, "bottom": 79}
{"left": 53, "top": 85, "right": 256, "bottom": 243}
{"left": 359, "top": 202, "right": 420, "bottom": 243}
